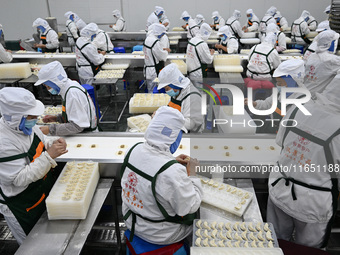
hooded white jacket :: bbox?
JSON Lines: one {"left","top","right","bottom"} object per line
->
{"left": 92, "top": 30, "right": 114, "bottom": 52}
{"left": 65, "top": 19, "right": 79, "bottom": 46}
{"left": 292, "top": 17, "right": 311, "bottom": 43}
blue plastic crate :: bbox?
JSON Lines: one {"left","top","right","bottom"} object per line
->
{"left": 114, "top": 47, "right": 126, "bottom": 53}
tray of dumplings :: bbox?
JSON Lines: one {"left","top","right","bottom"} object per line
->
{"left": 198, "top": 176, "right": 253, "bottom": 217}
{"left": 190, "top": 247, "right": 284, "bottom": 255}
{"left": 193, "top": 220, "right": 278, "bottom": 249}
{"left": 129, "top": 93, "right": 170, "bottom": 114}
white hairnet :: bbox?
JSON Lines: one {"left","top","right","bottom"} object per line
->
{"left": 32, "top": 18, "right": 49, "bottom": 28}
{"left": 217, "top": 25, "right": 232, "bottom": 38}
{"left": 145, "top": 106, "right": 186, "bottom": 151}
{"left": 273, "top": 59, "right": 305, "bottom": 85}
{"left": 316, "top": 21, "right": 330, "bottom": 32}
{"left": 0, "top": 87, "right": 44, "bottom": 117}
{"left": 325, "top": 5, "right": 331, "bottom": 14}
{"left": 274, "top": 11, "right": 282, "bottom": 19}
{"left": 158, "top": 63, "right": 190, "bottom": 90}
{"left": 301, "top": 10, "right": 310, "bottom": 19}
{"left": 195, "top": 14, "right": 205, "bottom": 24}
{"left": 212, "top": 11, "right": 220, "bottom": 18}
{"left": 266, "top": 6, "right": 277, "bottom": 16}
{"left": 263, "top": 32, "right": 277, "bottom": 47}
{"left": 266, "top": 23, "right": 279, "bottom": 34}
{"left": 64, "top": 11, "right": 74, "bottom": 19}
{"left": 200, "top": 23, "right": 212, "bottom": 40}
{"left": 316, "top": 30, "right": 340, "bottom": 52}
{"left": 246, "top": 9, "right": 254, "bottom": 15}
{"left": 150, "top": 23, "right": 166, "bottom": 36}
{"left": 112, "top": 10, "right": 121, "bottom": 18}
{"left": 181, "top": 11, "right": 191, "bottom": 20}
{"left": 233, "top": 10, "right": 241, "bottom": 20}
{"left": 80, "top": 23, "right": 99, "bottom": 38}
{"left": 34, "top": 61, "right": 68, "bottom": 89}
{"left": 155, "top": 6, "right": 164, "bottom": 16}
{"left": 316, "top": 73, "right": 340, "bottom": 110}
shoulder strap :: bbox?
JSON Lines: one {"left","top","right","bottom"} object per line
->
{"left": 120, "top": 142, "right": 143, "bottom": 178}
{"left": 182, "top": 91, "right": 202, "bottom": 101}
{"left": 0, "top": 153, "right": 27, "bottom": 163}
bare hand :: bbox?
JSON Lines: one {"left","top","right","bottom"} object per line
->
{"left": 186, "top": 158, "right": 199, "bottom": 176}
{"left": 6, "top": 49, "right": 12, "bottom": 53}
{"left": 245, "top": 28, "right": 249, "bottom": 32}
{"left": 176, "top": 154, "right": 190, "bottom": 165}
{"left": 215, "top": 44, "right": 222, "bottom": 49}
{"left": 54, "top": 138, "right": 67, "bottom": 148}
{"left": 43, "top": 115, "right": 57, "bottom": 123}
{"left": 210, "top": 24, "right": 216, "bottom": 28}
{"left": 109, "top": 25, "right": 113, "bottom": 28}
{"left": 164, "top": 48, "right": 171, "bottom": 53}
{"left": 210, "top": 49, "right": 215, "bottom": 55}
{"left": 181, "top": 25, "right": 187, "bottom": 29}
{"left": 163, "top": 22, "right": 169, "bottom": 27}
{"left": 46, "top": 141, "right": 68, "bottom": 159}
{"left": 40, "top": 126, "right": 50, "bottom": 135}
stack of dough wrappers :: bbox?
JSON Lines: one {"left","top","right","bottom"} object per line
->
{"left": 171, "top": 59, "right": 187, "bottom": 74}
{"left": 129, "top": 93, "right": 170, "bottom": 114}
{"left": 46, "top": 161, "right": 100, "bottom": 220}
{"left": 127, "top": 114, "right": 151, "bottom": 132}
{"left": 0, "top": 63, "right": 32, "bottom": 79}
{"left": 213, "top": 55, "right": 243, "bottom": 73}
{"left": 95, "top": 69, "right": 126, "bottom": 79}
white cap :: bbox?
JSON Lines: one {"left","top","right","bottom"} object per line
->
{"left": 246, "top": 9, "right": 254, "bottom": 15}
{"left": 195, "top": 14, "right": 205, "bottom": 22}
{"left": 0, "top": 87, "right": 44, "bottom": 116}
{"left": 325, "top": 5, "right": 331, "bottom": 14}
{"left": 64, "top": 11, "right": 74, "bottom": 19}
{"left": 266, "top": 6, "right": 277, "bottom": 16}
{"left": 212, "top": 11, "right": 219, "bottom": 19}
{"left": 233, "top": 10, "right": 241, "bottom": 19}
{"left": 158, "top": 63, "right": 190, "bottom": 90}
{"left": 301, "top": 10, "right": 310, "bottom": 19}
{"left": 273, "top": 59, "right": 305, "bottom": 85}
{"left": 149, "top": 23, "right": 167, "bottom": 36}
{"left": 155, "top": 6, "right": 164, "bottom": 16}
{"left": 316, "top": 20, "right": 330, "bottom": 32}
{"left": 317, "top": 30, "right": 340, "bottom": 52}
{"left": 181, "top": 11, "right": 191, "bottom": 20}
{"left": 263, "top": 32, "right": 277, "bottom": 47}
{"left": 112, "top": 10, "right": 121, "bottom": 17}
{"left": 266, "top": 23, "right": 279, "bottom": 33}
{"left": 32, "top": 18, "right": 49, "bottom": 28}
{"left": 35, "top": 61, "right": 68, "bottom": 86}
{"left": 217, "top": 25, "right": 232, "bottom": 37}
{"left": 274, "top": 11, "right": 282, "bottom": 19}
{"left": 80, "top": 23, "right": 98, "bottom": 38}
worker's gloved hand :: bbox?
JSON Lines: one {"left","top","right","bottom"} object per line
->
{"left": 186, "top": 158, "right": 199, "bottom": 176}
{"left": 43, "top": 115, "right": 57, "bottom": 123}
{"left": 47, "top": 141, "right": 68, "bottom": 159}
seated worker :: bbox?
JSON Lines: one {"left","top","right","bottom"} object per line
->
{"left": 259, "top": 6, "right": 277, "bottom": 40}
{"left": 291, "top": 10, "right": 311, "bottom": 45}
{"left": 32, "top": 18, "right": 59, "bottom": 53}
{"left": 306, "top": 11, "right": 318, "bottom": 31}
{"left": 34, "top": 61, "right": 97, "bottom": 136}
{"left": 92, "top": 29, "right": 114, "bottom": 53}
{"left": 274, "top": 11, "right": 289, "bottom": 32}
{"left": 245, "top": 33, "right": 281, "bottom": 89}
{"left": 180, "top": 11, "right": 196, "bottom": 39}
{"left": 265, "top": 23, "right": 287, "bottom": 53}
{"left": 245, "top": 59, "right": 306, "bottom": 134}
{"left": 110, "top": 10, "right": 126, "bottom": 32}
{"left": 0, "top": 87, "right": 67, "bottom": 244}
{"left": 121, "top": 106, "right": 202, "bottom": 245}
{"left": 242, "top": 9, "right": 260, "bottom": 32}
{"left": 75, "top": 23, "right": 106, "bottom": 85}
{"left": 211, "top": 11, "right": 225, "bottom": 31}
{"left": 158, "top": 63, "right": 204, "bottom": 133}
{"left": 226, "top": 10, "right": 244, "bottom": 41}
{"left": 215, "top": 25, "right": 239, "bottom": 54}
{"left": 267, "top": 73, "right": 340, "bottom": 249}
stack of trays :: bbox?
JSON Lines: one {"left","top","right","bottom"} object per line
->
{"left": 129, "top": 93, "right": 170, "bottom": 114}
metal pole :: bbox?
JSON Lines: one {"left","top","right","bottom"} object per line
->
{"left": 120, "top": 0, "right": 124, "bottom": 19}
{"left": 46, "top": 0, "right": 51, "bottom": 17}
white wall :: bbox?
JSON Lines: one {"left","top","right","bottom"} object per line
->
{"left": 0, "top": 0, "right": 331, "bottom": 40}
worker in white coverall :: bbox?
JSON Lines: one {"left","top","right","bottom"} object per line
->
{"left": 160, "top": 14, "right": 170, "bottom": 31}
{"left": 64, "top": 12, "right": 80, "bottom": 51}
{"left": 211, "top": 11, "right": 225, "bottom": 31}
{"left": 324, "top": 5, "right": 331, "bottom": 22}
{"left": 226, "top": 10, "right": 244, "bottom": 41}
{"left": 64, "top": 11, "right": 86, "bottom": 32}
{"left": 306, "top": 12, "right": 318, "bottom": 31}
{"left": 304, "top": 30, "right": 340, "bottom": 98}
{"left": 0, "top": 24, "right": 5, "bottom": 47}
{"left": 158, "top": 63, "right": 204, "bottom": 133}
{"left": 0, "top": 87, "right": 67, "bottom": 244}
{"left": 146, "top": 6, "right": 164, "bottom": 30}
{"left": 291, "top": 10, "right": 311, "bottom": 45}
{"left": 303, "top": 21, "right": 331, "bottom": 61}
{"left": 265, "top": 23, "right": 287, "bottom": 53}
{"left": 143, "top": 24, "right": 170, "bottom": 93}
{"left": 194, "top": 14, "right": 205, "bottom": 28}
{"left": 121, "top": 105, "right": 202, "bottom": 244}
{"left": 32, "top": 18, "right": 59, "bottom": 53}
{"left": 34, "top": 61, "right": 97, "bottom": 136}
{"left": 186, "top": 23, "right": 214, "bottom": 84}
{"left": 215, "top": 25, "right": 239, "bottom": 54}
{"left": 110, "top": 10, "right": 126, "bottom": 32}
{"left": 180, "top": 11, "right": 196, "bottom": 39}
{"left": 92, "top": 29, "right": 114, "bottom": 53}
{"left": 260, "top": 6, "right": 277, "bottom": 39}
{"left": 0, "top": 25, "right": 12, "bottom": 63}
{"left": 245, "top": 59, "right": 307, "bottom": 134}
{"left": 274, "top": 11, "right": 289, "bottom": 32}
{"left": 75, "top": 23, "right": 105, "bottom": 85}
{"left": 267, "top": 73, "right": 340, "bottom": 248}
{"left": 242, "top": 9, "right": 260, "bottom": 32}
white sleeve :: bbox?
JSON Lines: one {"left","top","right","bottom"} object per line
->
{"left": 248, "top": 21, "right": 259, "bottom": 32}
{"left": 65, "top": 89, "right": 92, "bottom": 128}
{"left": 302, "top": 23, "right": 311, "bottom": 36}
{"left": 153, "top": 41, "right": 168, "bottom": 62}
{"left": 276, "top": 33, "right": 287, "bottom": 52}
{"left": 280, "top": 18, "right": 289, "bottom": 31}
{"left": 255, "top": 95, "right": 274, "bottom": 110}
{"left": 197, "top": 42, "right": 213, "bottom": 64}
{"left": 83, "top": 44, "right": 105, "bottom": 65}
{"left": 113, "top": 19, "right": 125, "bottom": 31}
{"left": 46, "top": 30, "right": 59, "bottom": 49}
{"left": 181, "top": 93, "right": 203, "bottom": 131}
{"left": 227, "top": 39, "right": 239, "bottom": 54}
{"left": 269, "top": 49, "right": 281, "bottom": 69}
{"left": 220, "top": 18, "right": 225, "bottom": 27}
{"left": 235, "top": 21, "right": 244, "bottom": 38}
{"left": 0, "top": 44, "right": 12, "bottom": 63}
{"left": 69, "top": 22, "right": 79, "bottom": 39}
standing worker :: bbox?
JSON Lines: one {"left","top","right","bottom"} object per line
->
{"left": 64, "top": 12, "right": 80, "bottom": 51}
{"left": 0, "top": 87, "right": 67, "bottom": 244}
{"left": 110, "top": 10, "right": 126, "bottom": 32}
{"left": 146, "top": 6, "right": 165, "bottom": 30}
{"left": 32, "top": 18, "right": 59, "bottom": 53}
{"left": 143, "top": 24, "right": 170, "bottom": 93}
{"left": 75, "top": 23, "right": 106, "bottom": 85}
{"left": 215, "top": 25, "right": 239, "bottom": 54}
{"left": 92, "top": 29, "right": 114, "bottom": 53}
{"left": 160, "top": 14, "right": 170, "bottom": 31}
{"left": 34, "top": 61, "right": 98, "bottom": 136}
{"left": 211, "top": 11, "right": 225, "bottom": 31}
{"left": 243, "top": 9, "right": 260, "bottom": 32}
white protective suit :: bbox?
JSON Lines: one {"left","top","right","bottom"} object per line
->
{"left": 245, "top": 9, "right": 260, "bottom": 32}
{"left": 143, "top": 24, "right": 168, "bottom": 92}
{"left": 274, "top": 11, "right": 289, "bottom": 31}
{"left": 217, "top": 26, "right": 238, "bottom": 54}
{"left": 266, "top": 23, "right": 287, "bottom": 52}
{"left": 304, "top": 30, "right": 340, "bottom": 97}
{"left": 92, "top": 29, "right": 114, "bottom": 52}
{"left": 292, "top": 11, "right": 311, "bottom": 44}
{"left": 186, "top": 23, "right": 213, "bottom": 81}
{"left": 194, "top": 14, "right": 205, "bottom": 28}
{"left": 260, "top": 6, "right": 277, "bottom": 38}
{"left": 75, "top": 23, "right": 105, "bottom": 85}
{"left": 158, "top": 63, "right": 204, "bottom": 132}
{"left": 0, "top": 43, "right": 12, "bottom": 63}
{"left": 32, "top": 18, "right": 59, "bottom": 52}
{"left": 111, "top": 10, "right": 126, "bottom": 32}
{"left": 303, "top": 22, "right": 331, "bottom": 61}
{"left": 188, "top": 18, "right": 200, "bottom": 39}
{"left": 34, "top": 61, "right": 97, "bottom": 135}
{"left": 72, "top": 13, "right": 87, "bottom": 31}
{"left": 211, "top": 11, "right": 225, "bottom": 31}
{"left": 267, "top": 74, "right": 340, "bottom": 248}
{"left": 160, "top": 14, "right": 170, "bottom": 31}
{"left": 226, "top": 10, "right": 244, "bottom": 39}
{"left": 64, "top": 12, "right": 79, "bottom": 48}
{"left": 121, "top": 106, "right": 202, "bottom": 245}
{"left": 146, "top": 6, "right": 164, "bottom": 30}
{"left": 246, "top": 33, "right": 281, "bottom": 80}
{"left": 307, "top": 15, "right": 318, "bottom": 31}
{"left": 0, "top": 87, "right": 58, "bottom": 244}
